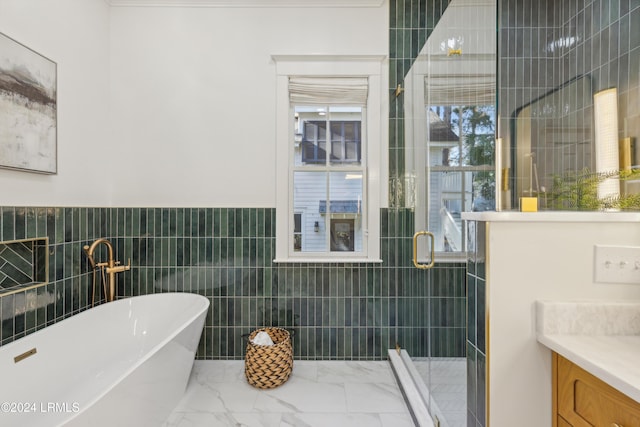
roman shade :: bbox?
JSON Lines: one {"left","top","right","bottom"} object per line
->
{"left": 425, "top": 74, "right": 495, "bottom": 106}
{"left": 289, "top": 76, "right": 368, "bottom": 105}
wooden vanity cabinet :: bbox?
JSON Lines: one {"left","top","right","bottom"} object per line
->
{"left": 553, "top": 352, "right": 640, "bottom": 427}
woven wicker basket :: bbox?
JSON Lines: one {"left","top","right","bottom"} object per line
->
{"left": 244, "top": 327, "right": 293, "bottom": 389}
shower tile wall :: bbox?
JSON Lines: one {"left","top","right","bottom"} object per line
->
{"left": 466, "top": 220, "right": 486, "bottom": 427}
{"left": 389, "top": 0, "right": 450, "bottom": 206}
{"left": 499, "top": 0, "right": 640, "bottom": 196}
{"left": 388, "top": 0, "right": 466, "bottom": 361}
{"left": 0, "top": 206, "right": 466, "bottom": 361}
{"left": 387, "top": 0, "right": 466, "bottom": 357}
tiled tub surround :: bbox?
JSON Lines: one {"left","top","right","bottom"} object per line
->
{"left": 0, "top": 207, "right": 110, "bottom": 346}
{"left": 0, "top": 206, "right": 466, "bottom": 361}
{"left": 0, "top": 238, "right": 48, "bottom": 291}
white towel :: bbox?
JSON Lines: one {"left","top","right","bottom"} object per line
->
{"left": 251, "top": 331, "right": 274, "bottom": 346}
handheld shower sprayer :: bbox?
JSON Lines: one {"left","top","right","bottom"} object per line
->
{"left": 83, "top": 245, "right": 96, "bottom": 269}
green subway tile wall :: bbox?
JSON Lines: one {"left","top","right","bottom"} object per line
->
{"left": 466, "top": 220, "right": 487, "bottom": 427}
{"left": 387, "top": 0, "right": 466, "bottom": 359}
{"left": 0, "top": 0, "right": 469, "bottom": 361}
{"left": 0, "top": 206, "right": 466, "bottom": 361}
{"left": 389, "top": 0, "right": 451, "bottom": 206}
{"left": 0, "top": 238, "right": 48, "bottom": 289}
{"left": 499, "top": 0, "right": 640, "bottom": 202}
{"left": 0, "top": 207, "right": 109, "bottom": 346}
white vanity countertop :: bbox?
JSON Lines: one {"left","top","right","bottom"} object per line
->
{"left": 536, "top": 300, "right": 640, "bottom": 403}
{"left": 462, "top": 211, "right": 640, "bottom": 222}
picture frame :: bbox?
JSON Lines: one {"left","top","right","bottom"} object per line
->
{"left": 0, "top": 31, "right": 57, "bottom": 174}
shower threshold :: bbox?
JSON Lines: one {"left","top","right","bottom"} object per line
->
{"left": 388, "top": 349, "right": 466, "bottom": 427}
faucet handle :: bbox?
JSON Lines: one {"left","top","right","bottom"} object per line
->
{"left": 106, "top": 258, "right": 131, "bottom": 274}
{"left": 114, "top": 259, "right": 131, "bottom": 269}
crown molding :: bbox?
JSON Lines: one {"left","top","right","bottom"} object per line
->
{"left": 271, "top": 54, "right": 387, "bottom": 62}
{"left": 106, "top": 0, "right": 384, "bottom": 7}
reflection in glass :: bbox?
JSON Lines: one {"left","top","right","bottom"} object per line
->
{"left": 427, "top": 105, "right": 495, "bottom": 253}
{"left": 512, "top": 77, "right": 593, "bottom": 210}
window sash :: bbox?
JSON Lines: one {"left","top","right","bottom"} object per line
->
{"left": 292, "top": 106, "right": 366, "bottom": 257}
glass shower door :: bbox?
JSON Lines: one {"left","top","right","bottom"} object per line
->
{"left": 394, "top": 1, "right": 497, "bottom": 426}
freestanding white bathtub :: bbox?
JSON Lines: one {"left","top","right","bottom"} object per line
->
{"left": 0, "top": 292, "right": 209, "bottom": 427}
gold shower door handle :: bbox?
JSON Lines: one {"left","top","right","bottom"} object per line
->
{"left": 412, "top": 231, "right": 435, "bottom": 269}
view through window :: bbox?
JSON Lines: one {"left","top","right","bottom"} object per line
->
{"left": 292, "top": 106, "right": 365, "bottom": 254}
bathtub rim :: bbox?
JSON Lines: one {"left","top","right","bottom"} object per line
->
{"left": 65, "top": 292, "right": 209, "bottom": 424}
{"left": 1, "top": 292, "right": 209, "bottom": 426}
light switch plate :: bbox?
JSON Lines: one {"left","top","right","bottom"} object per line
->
{"left": 594, "top": 245, "right": 640, "bottom": 284}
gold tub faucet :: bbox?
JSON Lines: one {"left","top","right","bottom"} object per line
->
{"left": 83, "top": 238, "right": 131, "bottom": 303}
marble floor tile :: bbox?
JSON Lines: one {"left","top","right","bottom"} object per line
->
{"left": 316, "top": 361, "right": 396, "bottom": 384}
{"left": 379, "top": 412, "right": 415, "bottom": 427}
{"left": 412, "top": 358, "right": 466, "bottom": 427}
{"left": 345, "top": 382, "right": 408, "bottom": 413}
{"left": 163, "top": 360, "right": 415, "bottom": 427}
{"left": 281, "top": 412, "right": 388, "bottom": 427}
{"left": 253, "top": 381, "right": 348, "bottom": 413}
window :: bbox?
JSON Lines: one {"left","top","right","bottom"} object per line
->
{"left": 293, "top": 212, "right": 302, "bottom": 251}
{"left": 330, "top": 121, "right": 361, "bottom": 163}
{"left": 301, "top": 121, "right": 327, "bottom": 164}
{"left": 293, "top": 106, "right": 364, "bottom": 254}
{"left": 273, "top": 55, "right": 385, "bottom": 262}
{"left": 301, "top": 120, "right": 361, "bottom": 164}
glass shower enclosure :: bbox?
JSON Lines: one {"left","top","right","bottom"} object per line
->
{"left": 388, "top": 1, "right": 496, "bottom": 426}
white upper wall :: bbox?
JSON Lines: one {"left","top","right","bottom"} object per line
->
{"left": 0, "top": 1, "right": 388, "bottom": 207}
{"left": 108, "top": 4, "right": 388, "bottom": 207}
{"left": 0, "top": 0, "right": 111, "bottom": 206}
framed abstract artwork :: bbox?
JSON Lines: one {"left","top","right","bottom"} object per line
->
{"left": 0, "top": 32, "right": 57, "bottom": 174}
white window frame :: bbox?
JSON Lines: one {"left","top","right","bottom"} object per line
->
{"left": 273, "top": 55, "right": 386, "bottom": 263}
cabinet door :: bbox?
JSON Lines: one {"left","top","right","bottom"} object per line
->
{"left": 556, "top": 354, "right": 640, "bottom": 426}
{"left": 557, "top": 415, "right": 572, "bottom": 427}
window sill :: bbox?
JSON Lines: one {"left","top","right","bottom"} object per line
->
{"left": 273, "top": 258, "right": 383, "bottom": 264}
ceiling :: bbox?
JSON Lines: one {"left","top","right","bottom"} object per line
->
{"left": 105, "top": 0, "right": 384, "bottom": 7}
